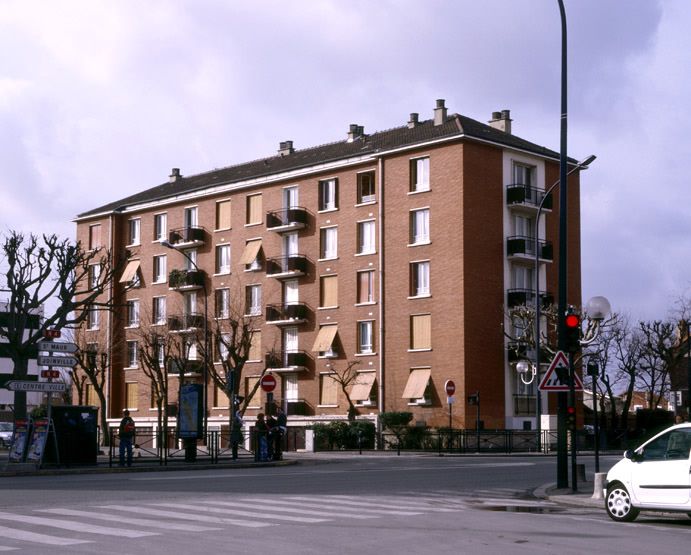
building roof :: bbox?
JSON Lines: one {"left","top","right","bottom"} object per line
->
{"left": 75, "top": 112, "right": 565, "bottom": 220}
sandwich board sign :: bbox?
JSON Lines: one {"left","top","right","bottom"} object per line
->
{"left": 538, "top": 350, "right": 583, "bottom": 392}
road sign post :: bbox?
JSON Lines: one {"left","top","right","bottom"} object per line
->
{"left": 5, "top": 381, "right": 66, "bottom": 393}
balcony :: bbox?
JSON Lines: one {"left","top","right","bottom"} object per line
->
{"left": 507, "top": 342, "right": 551, "bottom": 364}
{"left": 167, "top": 226, "right": 206, "bottom": 248}
{"left": 286, "top": 399, "right": 311, "bottom": 416}
{"left": 506, "top": 236, "right": 553, "bottom": 262}
{"left": 506, "top": 184, "right": 552, "bottom": 211}
{"left": 265, "top": 303, "right": 311, "bottom": 325}
{"left": 513, "top": 394, "right": 537, "bottom": 416}
{"left": 167, "top": 313, "right": 205, "bottom": 331}
{"left": 266, "top": 207, "right": 309, "bottom": 232}
{"left": 507, "top": 289, "right": 554, "bottom": 309}
{"left": 265, "top": 350, "right": 311, "bottom": 372}
{"left": 168, "top": 268, "right": 206, "bottom": 291}
{"left": 168, "top": 359, "right": 204, "bottom": 375}
{"left": 266, "top": 254, "right": 309, "bottom": 278}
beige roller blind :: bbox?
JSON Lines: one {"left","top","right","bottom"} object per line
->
{"left": 239, "top": 239, "right": 262, "bottom": 265}
{"left": 320, "top": 374, "right": 338, "bottom": 405}
{"left": 401, "top": 368, "right": 431, "bottom": 399}
{"left": 320, "top": 275, "right": 338, "bottom": 307}
{"left": 89, "top": 224, "right": 101, "bottom": 250}
{"left": 216, "top": 199, "right": 231, "bottom": 229}
{"left": 410, "top": 314, "right": 431, "bottom": 350}
{"left": 125, "top": 382, "right": 139, "bottom": 409}
{"left": 349, "top": 372, "right": 376, "bottom": 401}
{"left": 119, "top": 260, "right": 141, "bottom": 283}
{"left": 246, "top": 376, "right": 260, "bottom": 407}
{"left": 247, "top": 194, "right": 262, "bottom": 224}
{"left": 249, "top": 330, "right": 262, "bottom": 361}
{"left": 312, "top": 325, "right": 338, "bottom": 352}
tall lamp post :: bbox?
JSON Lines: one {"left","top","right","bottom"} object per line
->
{"left": 161, "top": 241, "right": 209, "bottom": 442}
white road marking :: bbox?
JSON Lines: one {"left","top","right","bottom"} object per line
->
{"left": 0, "top": 524, "right": 90, "bottom": 546}
{"left": 221, "top": 499, "right": 371, "bottom": 519}
{"left": 243, "top": 496, "right": 422, "bottom": 516}
{"left": 153, "top": 502, "right": 327, "bottom": 523}
{"left": 300, "top": 494, "right": 461, "bottom": 512}
{"left": 0, "top": 511, "right": 155, "bottom": 538}
{"left": 98, "top": 504, "right": 272, "bottom": 528}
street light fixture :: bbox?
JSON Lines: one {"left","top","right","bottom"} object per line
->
{"left": 161, "top": 240, "right": 209, "bottom": 444}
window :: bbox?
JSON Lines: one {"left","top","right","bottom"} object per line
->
{"left": 85, "top": 383, "right": 97, "bottom": 406}
{"left": 312, "top": 325, "right": 338, "bottom": 358}
{"left": 320, "top": 275, "right": 338, "bottom": 308}
{"left": 357, "top": 270, "right": 375, "bottom": 304}
{"left": 245, "top": 376, "right": 260, "bottom": 408}
{"left": 320, "top": 227, "right": 338, "bottom": 259}
{"left": 120, "top": 260, "right": 141, "bottom": 288}
{"left": 154, "top": 213, "right": 167, "bottom": 241}
{"left": 213, "top": 383, "right": 229, "bottom": 408}
{"left": 513, "top": 214, "right": 535, "bottom": 238}
{"left": 86, "top": 343, "right": 98, "bottom": 368}
{"left": 410, "top": 208, "right": 430, "bottom": 244}
{"left": 511, "top": 265, "right": 534, "bottom": 289}
{"left": 184, "top": 206, "right": 198, "bottom": 228}
{"left": 639, "top": 429, "right": 691, "bottom": 462}
{"left": 357, "top": 321, "right": 374, "bottom": 354}
{"left": 318, "top": 178, "right": 338, "bottom": 211}
{"left": 285, "top": 374, "right": 299, "bottom": 402}
{"left": 126, "top": 340, "right": 138, "bottom": 368}
{"left": 351, "top": 372, "right": 377, "bottom": 406}
{"left": 128, "top": 218, "right": 141, "bottom": 246}
{"left": 283, "top": 279, "right": 299, "bottom": 305}
{"left": 410, "top": 261, "right": 430, "bottom": 297}
{"left": 215, "top": 244, "right": 231, "bottom": 274}
{"left": 283, "top": 186, "right": 299, "bottom": 209}
{"left": 402, "top": 367, "right": 432, "bottom": 404}
{"left": 357, "top": 220, "right": 375, "bottom": 254}
{"left": 249, "top": 330, "right": 262, "bottom": 361}
{"left": 153, "top": 255, "right": 167, "bottom": 283}
{"left": 246, "top": 194, "right": 262, "bottom": 225}
{"left": 410, "top": 157, "right": 430, "bottom": 192}
{"left": 514, "top": 163, "right": 535, "bottom": 186}
{"left": 215, "top": 288, "right": 230, "bottom": 319}
{"left": 283, "top": 232, "right": 298, "bottom": 256}
{"left": 152, "top": 296, "right": 166, "bottom": 325}
{"left": 125, "top": 382, "right": 139, "bottom": 410}
{"left": 126, "top": 300, "right": 140, "bottom": 327}
{"left": 245, "top": 284, "right": 262, "bottom": 316}
{"left": 319, "top": 373, "right": 338, "bottom": 406}
{"left": 216, "top": 333, "right": 230, "bottom": 363}
{"left": 410, "top": 314, "right": 431, "bottom": 350}
{"left": 88, "top": 264, "right": 101, "bottom": 290}
{"left": 240, "top": 239, "right": 263, "bottom": 270}
{"left": 215, "top": 199, "right": 231, "bottom": 230}
{"left": 88, "top": 307, "right": 99, "bottom": 329}
{"left": 88, "top": 224, "right": 101, "bottom": 250}
{"left": 357, "top": 171, "right": 375, "bottom": 204}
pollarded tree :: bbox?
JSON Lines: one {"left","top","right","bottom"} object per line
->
{"left": 637, "top": 319, "right": 681, "bottom": 409}
{"left": 0, "top": 231, "right": 121, "bottom": 419}
{"left": 323, "top": 360, "right": 361, "bottom": 421}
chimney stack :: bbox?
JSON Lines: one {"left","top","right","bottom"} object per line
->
{"left": 278, "top": 140, "right": 295, "bottom": 156}
{"left": 169, "top": 168, "right": 181, "bottom": 183}
{"left": 408, "top": 113, "right": 419, "bottom": 128}
{"left": 488, "top": 109, "right": 512, "bottom": 134}
{"left": 347, "top": 124, "right": 365, "bottom": 142}
{"left": 433, "top": 99, "right": 447, "bottom": 126}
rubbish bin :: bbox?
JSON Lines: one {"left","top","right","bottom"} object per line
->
{"left": 46, "top": 406, "right": 99, "bottom": 465}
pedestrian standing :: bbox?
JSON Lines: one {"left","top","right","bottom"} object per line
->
{"left": 255, "top": 413, "right": 269, "bottom": 462}
{"left": 231, "top": 408, "right": 243, "bottom": 460}
{"left": 266, "top": 412, "right": 277, "bottom": 461}
{"left": 119, "top": 409, "right": 135, "bottom": 467}
{"left": 275, "top": 406, "right": 287, "bottom": 460}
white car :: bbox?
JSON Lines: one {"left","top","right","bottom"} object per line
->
{"left": 605, "top": 423, "right": 691, "bottom": 522}
{"left": 0, "top": 422, "right": 13, "bottom": 448}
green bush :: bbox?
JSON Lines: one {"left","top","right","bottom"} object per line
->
{"left": 312, "top": 421, "right": 376, "bottom": 450}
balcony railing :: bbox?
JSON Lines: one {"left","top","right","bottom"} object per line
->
{"left": 167, "top": 226, "right": 206, "bottom": 248}
{"left": 506, "top": 184, "right": 552, "bottom": 210}
{"left": 513, "top": 394, "right": 537, "bottom": 416}
{"left": 167, "top": 359, "right": 204, "bottom": 375}
{"left": 265, "top": 350, "right": 311, "bottom": 372}
{"left": 168, "top": 268, "right": 206, "bottom": 290}
{"left": 507, "top": 289, "right": 554, "bottom": 309}
{"left": 167, "top": 313, "right": 205, "bottom": 331}
{"left": 265, "top": 303, "right": 311, "bottom": 325}
{"left": 266, "top": 254, "right": 309, "bottom": 277}
{"left": 286, "top": 399, "right": 310, "bottom": 416}
{"left": 506, "top": 236, "right": 553, "bottom": 262}
{"left": 266, "top": 207, "right": 309, "bottom": 231}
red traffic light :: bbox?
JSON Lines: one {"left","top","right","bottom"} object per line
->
{"left": 567, "top": 406, "right": 576, "bottom": 415}
{"left": 565, "top": 313, "right": 580, "bottom": 328}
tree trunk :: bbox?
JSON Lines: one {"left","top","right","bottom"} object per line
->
{"left": 97, "top": 390, "right": 109, "bottom": 446}
{"left": 12, "top": 357, "right": 29, "bottom": 420}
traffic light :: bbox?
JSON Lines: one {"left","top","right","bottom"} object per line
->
{"left": 566, "top": 405, "right": 576, "bottom": 430}
{"left": 564, "top": 310, "right": 581, "bottom": 353}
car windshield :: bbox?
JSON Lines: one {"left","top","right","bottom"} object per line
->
{"left": 0, "top": 423, "right": 13, "bottom": 432}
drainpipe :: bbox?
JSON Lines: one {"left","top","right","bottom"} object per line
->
{"left": 106, "top": 213, "right": 115, "bottom": 427}
{"left": 377, "top": 156, "right": 385, "bottom": 438}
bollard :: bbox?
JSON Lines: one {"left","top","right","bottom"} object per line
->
{"left": 592, "top": 472, "right": 607, "bottom": 500}
{"left": 576, "top": 463, "right": 587, "bottom": 483}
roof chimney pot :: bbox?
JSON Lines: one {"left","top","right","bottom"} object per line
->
{"left": 488, "top": 109, "right": 512, "bottom": 134}
{"left": 169, "top": 168, "right": 181, "bottom": 183}
{"left": 408, "top": 113, "right": 419, "bottom": 128}
{"left": 347, "top": 123, "right": 365, "bottom": 142}
{"left": 433, "top": 99, "right": 447, "bottom": 126}
{"left": 278, "top": 140, "right": 295, "bottom": 156}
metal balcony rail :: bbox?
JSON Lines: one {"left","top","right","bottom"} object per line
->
{"left": 265, "top": 302, "right": 311, "bottom": 323}
{"left": 265, "top": 254, "right": 309, "bottom": 275}
{"left": 167, "top": 226, "right": 206, "bottom": 246}
{"left": 506, "top": 236, "right": 553, "bottom": 261}
{"left": 266, "top": 207, "right": 309, "bottom": 229}
{"left": 506, "top": 184, "right": 553, "bottom": 209}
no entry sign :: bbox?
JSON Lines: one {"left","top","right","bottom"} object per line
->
{"left": 444, "top": 380, "right": 456, "bottom": 396}
{"left": 260, "top": 374, "right": 277, "bottom": 392}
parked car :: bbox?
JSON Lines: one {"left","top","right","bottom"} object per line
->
{"left": 0, "top": 422, "right": 13, "bottom": 448}
{"left": 605, "top": 423, "right": 691, "bottom": 522}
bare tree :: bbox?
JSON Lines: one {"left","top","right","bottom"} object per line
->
{"left": 608, "top": 315, "right": 644, "bottom": 431}
{"left": 324, "top": 360, "right": 362, "bottom": 421}
{"left": 637, "top": 320, "right": 680, "bottom": 409}
{"left": 0, "top": 231, "right": 121, "bottom": 419}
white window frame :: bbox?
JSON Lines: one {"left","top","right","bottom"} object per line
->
{"left": 126, "top": 340, "right": 138, "bottom": 368}
{"left": 128, "top": 218, "right": 141, "bottom": 246}
{"left": 154, "top": 213, "right": 167, "bottom": 242}
{"left": 410, "top": 157, "right": 430, "bottom": 192}
{"left": 89, "top": 264, "right": 101, "bottom": 290}
{"left": 153, "top": 255, "right": 167, "bottom": 284}
{"left": 319, "top": 178, "right": 338, "bottom": 211}
{"left": 215, "top": 244, "right": 231, "bottom": 275}
{"left": 320, "top": 226, "right": 338, "bottom": 260}
{"left": 246, "top": 284, "right": 262, "bottom": 316}
{"left": 357, "top": 220, "right": 376, "bottom": 255}
{"left": 88, "top": 307, "right": 99, "bottom": 330}
{"left": 410, "top": 208, "right": 430, "bottom": 245}
{"left": 152, "top": 296, "right": 166, "bottom": 325}
{"left": 216, "top": 288, "right": 230, "bottom": 319}
{"left": 357, "top": 321, "right": 374, "bottom": 354}
{"left": 410, "top": 261, "right": 430, "bottom": 297}
{"left": 357, "top": 171, "right": 376, "bottom": 204}
{"left": 126, "top": 299, "right": 140, "bottom": 327}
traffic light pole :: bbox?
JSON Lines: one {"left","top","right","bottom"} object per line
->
{"left": 569, "top": 351, "right": 577, "bottom": 493}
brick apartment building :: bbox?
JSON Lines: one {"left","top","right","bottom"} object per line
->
{"left": 74, "top": 99, "right": 583, "bottom": 436}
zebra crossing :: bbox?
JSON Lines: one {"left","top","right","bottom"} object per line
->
{"left": 0, "top": 490, "right": 536, "bottom": 552}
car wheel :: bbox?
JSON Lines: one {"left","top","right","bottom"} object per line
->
{"left": 606, "top": 483, "right": 639, "bottom": 522}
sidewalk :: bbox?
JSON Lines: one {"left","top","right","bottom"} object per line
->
{"left": 534, "top": 480, "right": 604, "bottom": 509}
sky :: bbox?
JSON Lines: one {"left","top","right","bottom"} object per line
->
{"left": 0, "top": 0, "right": 690, "bottom": 321}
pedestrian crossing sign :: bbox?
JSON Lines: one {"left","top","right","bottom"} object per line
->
{"left": 538, "top": 350, "right": 583, "bottom": 392}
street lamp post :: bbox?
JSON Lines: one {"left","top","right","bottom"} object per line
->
{"left": 161, "top": 241, "right": 209, "bottom": 443}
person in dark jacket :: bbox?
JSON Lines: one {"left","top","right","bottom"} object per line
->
{"left": 118, "top": 409, "right": 135, "bottom": 467}
{"left": 255, "top": 413, "right": 270, "bottom": 462}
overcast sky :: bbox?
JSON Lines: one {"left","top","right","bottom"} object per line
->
{"left": 1, "top": 0, "right": 689, "bottom": 321}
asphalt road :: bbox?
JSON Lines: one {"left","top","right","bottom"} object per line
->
{"left": 0, "top": 454, "right": 689, "bottom": 554}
